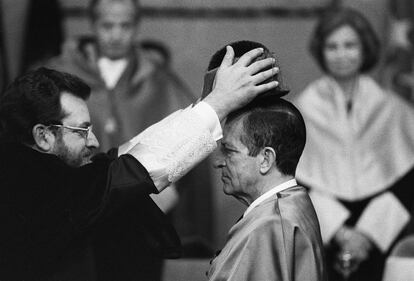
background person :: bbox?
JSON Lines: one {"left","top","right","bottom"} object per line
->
{"left": 294, "top": 7, "right": 414, "bottom": 281}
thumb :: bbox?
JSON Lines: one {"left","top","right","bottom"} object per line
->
{"left": 219, "top": 46, "right": 235, "bottom": 68}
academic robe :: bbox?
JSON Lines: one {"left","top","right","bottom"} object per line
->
{"left": 0, "top": 142, "right": 180, "bottom": 281}
{"left": 0, "top": 100, "right": 219, "bottom": 281}
{"left": 207, "top": 186, "right": 327, "bottom": 281}
{"left": 295, "top": 75, "right": 414, "bottom": 281}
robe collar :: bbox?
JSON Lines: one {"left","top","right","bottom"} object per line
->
{"left": 243, "top": 179, "right": 297, "bottom": 218}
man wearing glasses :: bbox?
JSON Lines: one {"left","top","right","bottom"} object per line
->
{"left": 46, "top": 124, "right": 95, "bottom": 167}
{"left": 0, "top": 47, "right": 278, "bottom": 280}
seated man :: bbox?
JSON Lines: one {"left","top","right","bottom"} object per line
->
{"left": 0, "top": 46, "right": 278, "bottom": 281}
{"left": 205, "top": 41, "right": 327, "bottom": 281}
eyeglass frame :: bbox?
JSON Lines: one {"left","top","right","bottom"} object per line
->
{"left": 48, "top": 124, "right": 93, "bottom": 140}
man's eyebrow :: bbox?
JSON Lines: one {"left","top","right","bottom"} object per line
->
{"left": 78, "top": 121, "right": 92, "bottom": 128}
{"left": 221, "top": 141, "right": 230, "bottom": 148}
{"left": 222, "top": 142, "right": 237, "bottom": 151}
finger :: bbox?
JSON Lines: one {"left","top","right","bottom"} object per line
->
{"left": 219, "top": 46, "right": 235, "bottom": 68}
{"left": 235, "top": 47, "right": 264, "bottom": 66}
{"left": 251, "top": 81, "right": 279, "bottom": 94}
{"left": 248, "top": 58, "right": 277, "bottom": 75}
{"left": 251, "top": 67, "right": 279, "bottom": 85}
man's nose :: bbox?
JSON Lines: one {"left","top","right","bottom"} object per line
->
{"left": 86, "top": 131, "right": 100, "bottom": 149}
{"left": 110, "top": 26, "right": 123, "bottom": 40}
{"left": 214, "top": 158, "right": 226, "bottom": 169}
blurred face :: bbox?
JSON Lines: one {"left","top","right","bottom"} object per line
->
{"left": 51, "top": 92, "right": 100, "bottom": 167}
{"left": 214, "top": 117, "right": 261, "bottom": 205}
{"left": 323, "top": 25, "right": 363, "bottom": 80}
{"left": 93, "top": 0, "right": 137, "bottom": 60}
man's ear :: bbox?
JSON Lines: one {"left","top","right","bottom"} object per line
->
{"left": 259, "top": 147, "right": 276, "bottom": 174}
{"left": 32, "top": 124, "right": 55, "bottom": 152}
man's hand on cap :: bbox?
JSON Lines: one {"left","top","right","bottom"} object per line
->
{"left": 203, "top": 46, "right": 279, "bottom": 121}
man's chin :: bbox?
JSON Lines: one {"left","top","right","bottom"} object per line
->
{"left": 222, "top": 184, "right": 233, "bottom": 196}
{"left": 80, "top": 159, "right": 92, "bottom": 166}
{"left": 80, "top": 155, "right": 94, "bottom": 166}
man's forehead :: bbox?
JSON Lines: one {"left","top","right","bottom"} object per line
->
{"left": 96, "top": 0, "right": 136, "bottom": 20}
{"left": 60, "top": 92, "right": 91, "bottom": 125}
{"left": 223, "top": 117, "right": 244, "bottom": 142}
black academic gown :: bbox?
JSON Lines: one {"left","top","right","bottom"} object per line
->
{"left": 0, "top": 142, "right": 180, "bottom": 281}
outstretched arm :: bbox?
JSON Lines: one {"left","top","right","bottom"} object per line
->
{"left": 120, "top": 46, "right": 278, "bottom": 192}
{"left": 119, "top": 46, "right": 278, "bottom": 155}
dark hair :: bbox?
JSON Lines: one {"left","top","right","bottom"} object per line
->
{"left": 207, "top": 41, "right": 270, "bottom": 71}
{"left": 0, "top": 67, "right": 91, "bottom": 144}
{"left": 202, "top": 40, "right": 289, "bottom": 99}
{"left": 88, "top": 0, "right": 141, "bottom": 22}
{"left": 226, "top": 96, "right": 306, "bottom": 176}
{"left": 309, "top": 7, "right": 380, "bottom": 73}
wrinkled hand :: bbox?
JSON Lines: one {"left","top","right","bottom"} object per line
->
{"left": 203, "top": 46, "right": 279, "bottom": 121}
{"left": 334, "top": 226, "right": 373, "bottom": 275}
{"left": 341, "top": 228, "right": 373, "bottom": 262}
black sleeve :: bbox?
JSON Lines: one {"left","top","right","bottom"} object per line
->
{"left": 85, "top": 152, "right": 181, "bottom": 280}
{"left": 69, "top": 152, "right": 181, "bottom": 258}
{"left": 0, "top": 144, "right": 179, "bottom": 279}
{"left": 68, "top": 151, "right": 158, "bottom": 231}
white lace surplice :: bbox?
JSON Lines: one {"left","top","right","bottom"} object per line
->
{"left": 121, "top": 101, "right": 221, "bottom": 192}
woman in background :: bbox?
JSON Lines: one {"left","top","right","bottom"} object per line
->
{"left": 295, "top": 7, "right": 414, "bottom": 281}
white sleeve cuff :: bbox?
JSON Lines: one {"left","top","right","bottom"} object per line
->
{"left": 356, "top": 192, "right": 410, "bottom": 252}
{"left": 119, "top": 108, "right": 185, "bottom": 154}
{"left": 309, "top": 190, "right": 350, "bottom": 244}
{"left": 126, "top": 105, "right": 217, "bottom": 192}
{"left": 121, "top": 101, "right": 222, "bottom": 155}
{"left": 193, "top": 101, "right": 223, "bottom": 141}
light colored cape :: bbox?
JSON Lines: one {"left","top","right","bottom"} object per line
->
{"left": 207, "top": 186, "right": 327, "bottom": 281}
{"left": 294, "top": 76, "right": 414, "bottom": 250}
{"left": 295, "top": 75, "right": 414, "bottom": 201}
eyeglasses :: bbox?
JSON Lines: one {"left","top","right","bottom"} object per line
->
{"left": 49, "top": 124, "right": 93, "bottom": 140}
